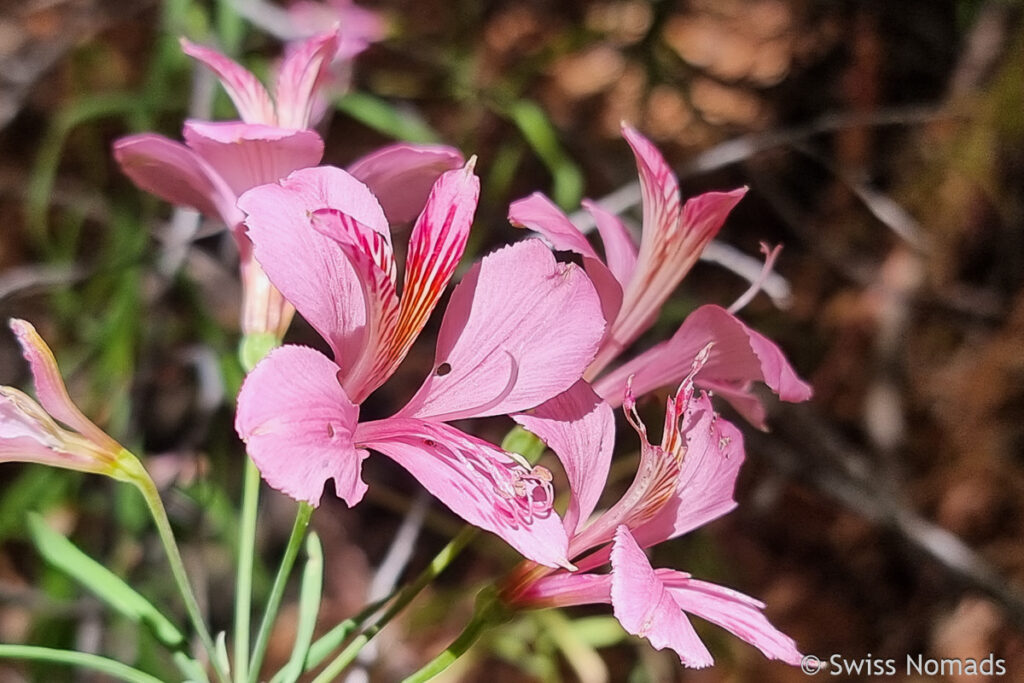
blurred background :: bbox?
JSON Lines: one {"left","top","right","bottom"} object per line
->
{"left": 1, "top": 0, "right": 1023, "bottom": 680}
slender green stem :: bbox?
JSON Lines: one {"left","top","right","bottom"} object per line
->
{"left": 309, "top": 526, "right": 479, "bottom": 683}
{"left": 247, "top": 502, "right": 313, "bottom": 683}
{"left": 235, "top": 332, "right": 279, "bottom": 682}
{"left": 297, "top": 595, "right": 389, "bottom": 675}
{"left": 0, "top": 644, "right": 165, "bottom": 683}
{"left": 401, "top": 590, "right": 508, "bottom": 683}
{"left": 135, "top": 473, "right": 230, "bottom": 683}
{"left": 234, "top": 457, "right": 261, "bottom": 683}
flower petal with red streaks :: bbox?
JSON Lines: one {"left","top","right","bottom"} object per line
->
{"left": 356, "top": 417, "right": 570, "bottom": 568}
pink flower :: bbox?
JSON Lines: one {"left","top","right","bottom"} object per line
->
{"left": 113, "top": 32, "right": 462, "bottom": 337}
{"left": 509, "top": 125, "right": 811, "bottom": 427}
{"left": 234, "top": 163, "right": 606, "bottom": 568}
{"left": 0, "top": 320, "right": 140, "bottom": 482}
{"left": 502, "top": 360, "right": 802, "bottom": 667}
{"left": 287, "top": 0, "right": 387, "bottom": 63}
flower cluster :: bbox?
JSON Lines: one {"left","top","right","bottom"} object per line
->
{"left": 2, "top": 16, "right": 813, "bottom": 676}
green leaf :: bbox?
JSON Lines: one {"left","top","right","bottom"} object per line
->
{"left": 335, "top": 92, "right": 442, "bottom": 143}
{"left": 501, "top": 426, "right": 546, "bottom": 464}
{"left": 504, "top": 100, "right": 584, "bottom": 209}
{"left": 0, "top": 644, "right": 165, "bottom": 683}
{"left": 273, "top": 532, "right": 324, "bottom": 683}
{"left": 26, "top": 512, "right": 185, "bottom": 649}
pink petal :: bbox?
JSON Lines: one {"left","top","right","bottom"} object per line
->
{"left": 289, "top": 0, "right": 386, "bottom": 61}
{"left": 582, "top": 198, "right": 638, "bottom": 288}
{"left": 112, "top": 133, "right": 239, "bottom": 226}
{"left": 509, "top": 192, "right": 623, "bottom": 325}
{"left": 274, "top": 30, "right": 339, "bottom": 129}
{"left": 183, "top": 120, "right": 324, "bottom": 196}
{"left": 355, "top": 417, "right": 571, "bottom": 568}
{"left": 514, "top": 572, "right": 611, "bottom": 609}
{"left": 0, "top": 387, "right": 109, "bottom": 473}
{"left": 594, "top": 304, "right": 812, "bottom": 426}
{"left": 661, "top": 573, "right": 803, "bottom": 665}
{"left": 610, "top": 526, "right": 713, "bottom": 668}
{"left": 235, "top": 345, "right": 367, "bottom": 507}
{"left": 603, "top": 126, "right": 746, "bottom": 364}
{"left": 630, "top": 392, "right": 744, "bottom": 548}
{"left": 384, "top": 162, "right": 478, "bottom": 383}
{"left": 308, "top": 208, "right": 399, "bottom": 401}
{"left": 347, "top": 143, "right": 465, "bottom": 224}
{"left": 400, "top": 239, "right": 605, "bottom": 421}
{"left": 239, "top": 166, "right": 389, "bottom": 362}
{"left": 9, "top": 320, "right": 118, "bottom": 454}
{"left": 180, "top": 38, "right": 277, "bottom": 124}
{"left": 513, "top": 380, "right": 614, "bottom": 535}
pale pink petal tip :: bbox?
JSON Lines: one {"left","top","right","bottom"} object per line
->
{"left": 8, "top": 319, "right": 114, "bottom": 450}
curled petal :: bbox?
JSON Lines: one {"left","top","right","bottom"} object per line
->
{"left": 611, "top": 526, "right": 713, "bottom": 668}
{"left": 400, "top": 239, "right": 605, "bottom": 421}
{"left": 235, "top": 345, "right": 367, "bottom": 507}
{"left": 180, "top": 38, "right": 276, "bottom": 124}
{"left": 630, "top": 392, "right": 744, "bottom": 548}
{"left": 383, "top": 162, "right": 478, "bottom": 383}
{"left": 9, "top": 320, "right": 118, "bottom": 453}
{"left": 661, "top": 573, "right": 803, "bottom": 666}
{"left": 356, "top": 418, "right": 571, "bottom": 568}
{"left": 274, "top": 30, "right": 339, "bottom": 129}
{"left": 0, "top": 387, "right": 113, "bottom": 473}
{"left": 112, "top": 133, "right": 238, "bottom": 226}
{"left": 582, "top": 198, "right": 638, "bottom": 289}
{"left": 183, "top": 121, "right": 324, "bottom": 196}
{"left": 594, "top": 304, "right": 812, "bottom": 427}
{"left": 509, "top": 192, "right": 623, "bottom": 326}
{"left": 513, "top": 380, "right": 614, "bottom": 535}
{"left": 347, "top": 143, "right": 465, "bottom": 224}
{"left": 309, "top": 209, "right": 400, "bottom": 401}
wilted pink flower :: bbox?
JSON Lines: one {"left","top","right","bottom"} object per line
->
{"left": 502, "top": 358, "right": 802, "bottom": 667}
{"left": 510, "top": 124, "right": 811, "bottom": 427}
{"left": 235, "top": 163, "right": 606, "bottom": 567}
{"left": 0, "top": 320, "right": 141, "bottom": 482}
{"left": 114, "top": 32, "right": 462, "bottom": 338}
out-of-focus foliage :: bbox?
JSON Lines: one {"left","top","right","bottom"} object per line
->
{"left": 1, "top": 0, "right": 1024, "bottom": 681}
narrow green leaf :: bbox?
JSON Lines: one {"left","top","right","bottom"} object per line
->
{"left": 505, "top": 100, "right": 584, "bottom": 209}
{"left": 335, "top": 92, "right": 441, "bottom": 143}
{"left": 0, "top": 644, "right": 165, "bottom": 683}
{"left": 275, "top": 532, "right": 324, "bottom": 683}
{"left": 174, "top": 651, "right": 211, "bottom": 683}
{"left": 26, "top": 512, "right": 185, "bottom": 649}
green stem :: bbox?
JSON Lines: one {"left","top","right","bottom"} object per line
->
{"left": 0, "top": 644, "right": 165, "bottom": 683}
{"left": 247, "top": 502, "right": 313, "bottom": 683}
{"left": 233, "top": 455, "right": 261, "bottom": 683}
{"left": 135, "top": 473, "right": 230, "bottom": 683}
{"left": 309, "top": 526, "right": 478, "bottom": 683}
{"left": 235, "top": 332, "right": 279, "bottom": 682}
{"left": 401, "top": 590, "right": 507, "bottom": 683}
